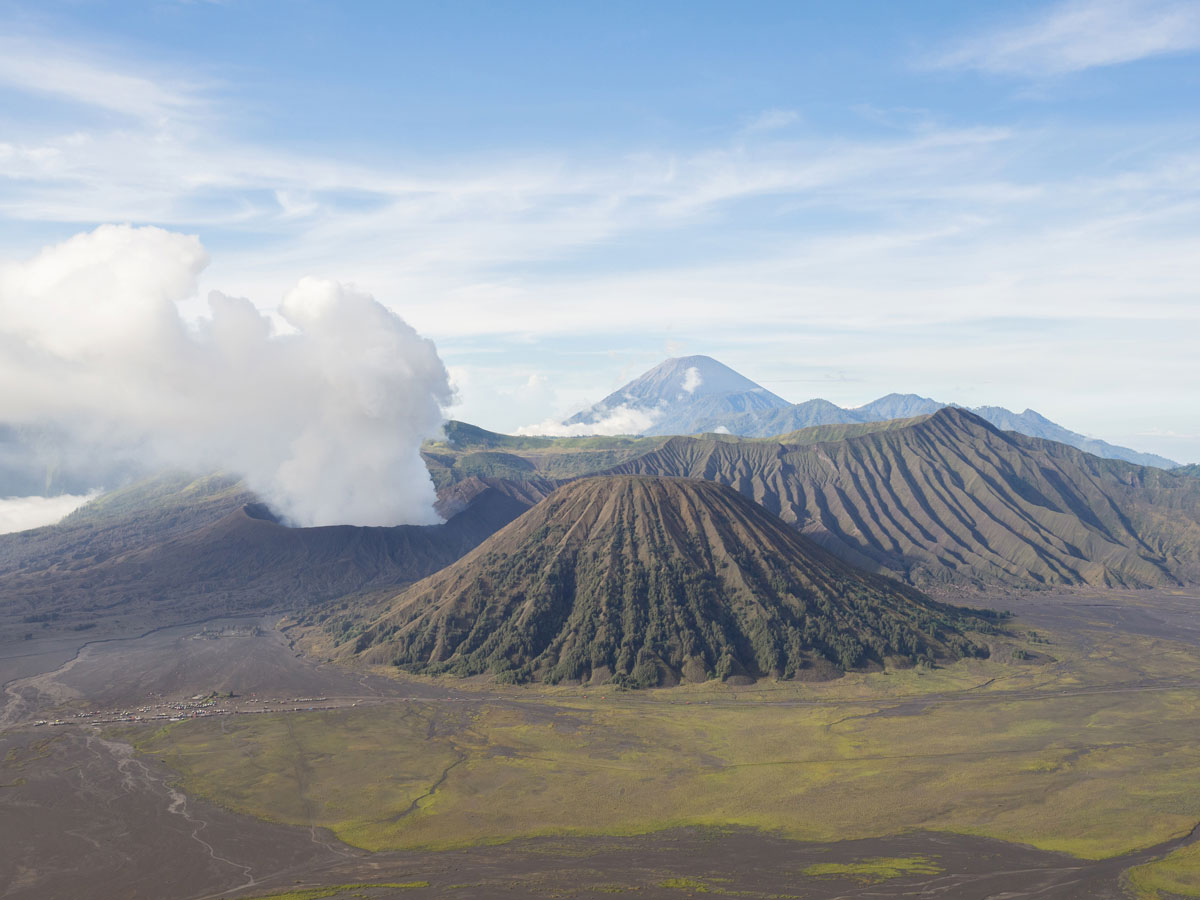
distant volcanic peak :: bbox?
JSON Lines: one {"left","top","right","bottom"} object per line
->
{"left": 348, "top": 474, "right": 993, "bottom": 687}
{"left": 564, "top": 356, "right": 790, "bottom": 431}
{"left": 853, "top": 392, "right": 946, "bottom": 422}
{"left": 637, "top": 355, "right": 781, "bottom": 399}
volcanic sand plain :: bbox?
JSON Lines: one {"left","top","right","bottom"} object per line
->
{"left": 4, "top": 591, "right": 1200, "bottom": 899}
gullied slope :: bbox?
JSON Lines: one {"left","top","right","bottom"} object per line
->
{"left": 607, "top": 408, "right": 1200, "bottom": 588}
{"left": 0, "top": 473, "right": 544, "bottom": 637}
{"left": 346, "top": 476, "right": 993, "bottom": 686}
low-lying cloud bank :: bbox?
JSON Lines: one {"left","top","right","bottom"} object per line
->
{"left": 0, "top": 492, "right": 99, "bottom": 535}
{"left": 515, "top": 403, "right": 661, "bottom": 438}
{"left": 0, "top": 225, "right": 452, "bottom": 527}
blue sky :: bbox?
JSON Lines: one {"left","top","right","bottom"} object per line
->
{"left": 1, "top": 0, "right": 1198, "bottom": 461}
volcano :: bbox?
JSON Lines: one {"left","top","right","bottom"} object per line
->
{"left": 344, "top": 475, "right": 994, "bottom": 686}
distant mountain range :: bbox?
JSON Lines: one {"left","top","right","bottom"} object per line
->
{"left": 565, "top": 355, "right": 1179, "bottom": 469}
{"left": 427, "top": 409, "right": 1200, "bottom": 589}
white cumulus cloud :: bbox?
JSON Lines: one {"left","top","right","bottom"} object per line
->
{"left": 0, "top": 225, "right": 452, "bottom": 527}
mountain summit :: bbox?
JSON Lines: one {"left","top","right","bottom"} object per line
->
{"left": 342, "top": 475, "right": 992, "bottom": 686}
{"left": 564, "top": 355, "right": 790, "bottom": 435}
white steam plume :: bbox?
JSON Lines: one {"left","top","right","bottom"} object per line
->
{"left": 0, "top": 225, "right": 452, "bottom": 527}
{"left": 681, "top": 366, "right": 702, "bottom": 394}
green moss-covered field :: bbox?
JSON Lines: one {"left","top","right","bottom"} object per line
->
{"left": 128, "top": 616, "right": 1200, "bottom": 870}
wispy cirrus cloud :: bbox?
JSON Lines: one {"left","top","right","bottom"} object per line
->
{"left": 1, "top": 27, "right": 1199, "bottom": 461}
{"left": 0, "top": 34, "right": 206, "bottom": 122}
{"left": 930, "top": 0, "right": 1200, "bottom": 76}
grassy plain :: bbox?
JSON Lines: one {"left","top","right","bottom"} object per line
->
{"left": 131, "top": 616, "right": 1200, "bottom": 871}
{"left": 1124, "top": 840, "right": 1200, "bottom": 898}
{"left": 235, "top": 886, "right": 429, "bottom": 900}
{"left": 801, "top": 856, "right": 942, "bottom": 884}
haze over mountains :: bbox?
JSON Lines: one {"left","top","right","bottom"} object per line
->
{"left": 565, "top": 356, "right": 1179, "bottom": 469}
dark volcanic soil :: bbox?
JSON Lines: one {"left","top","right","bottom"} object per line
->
{"left": 0, "top": 728, "right": 352, "bottom": 900}
{"left": 0, "top": 725, "right": 1192, "bottom": 900}
{"left": 3, "top": 591, "right": 1200, "bottom": 899}
{"left": 0, "top": 615, "right": 460, "bottom": 730}
{"left": 1004, "top": 587, "right": 1200, "bottom": 647}
{"left": 239, "top": 826, "right": 1198, "bottom": 900}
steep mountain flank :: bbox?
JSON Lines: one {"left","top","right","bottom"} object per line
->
{"left": 607, "top": 408, "right": 1200, "bottom": 588}
{"left": 343, "top": 476, "right": 994, "bottom": 686}
{"left": 0, "top": 473, "right": 543, "bottom": 638}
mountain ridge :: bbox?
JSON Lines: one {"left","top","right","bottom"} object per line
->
{"left": 430, "top": 408, "right": 1200, "bottom": 589}
{"left": 557, "top": 356, "right": 1177, "bottom": 469}
{"left": 606, "top": 407, "right": 1200, "bottom": 588}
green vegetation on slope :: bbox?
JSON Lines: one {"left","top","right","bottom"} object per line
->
{"left": 0, "top": 471, "right": 249, "bottom": 572}
{"left": 423, "top": 418, "right": 922, "bottom": 486}
{"left": 341, "top": 476, "right": 995, "bottom": 686}
{"left": 801, "top": 856, "right": 942, "bottom": 884}
{"left": 422, "top": 421, "right": 666, "bottom": 491}
{"left": 435, "top": 420, "right": 664, "bottom": 453}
